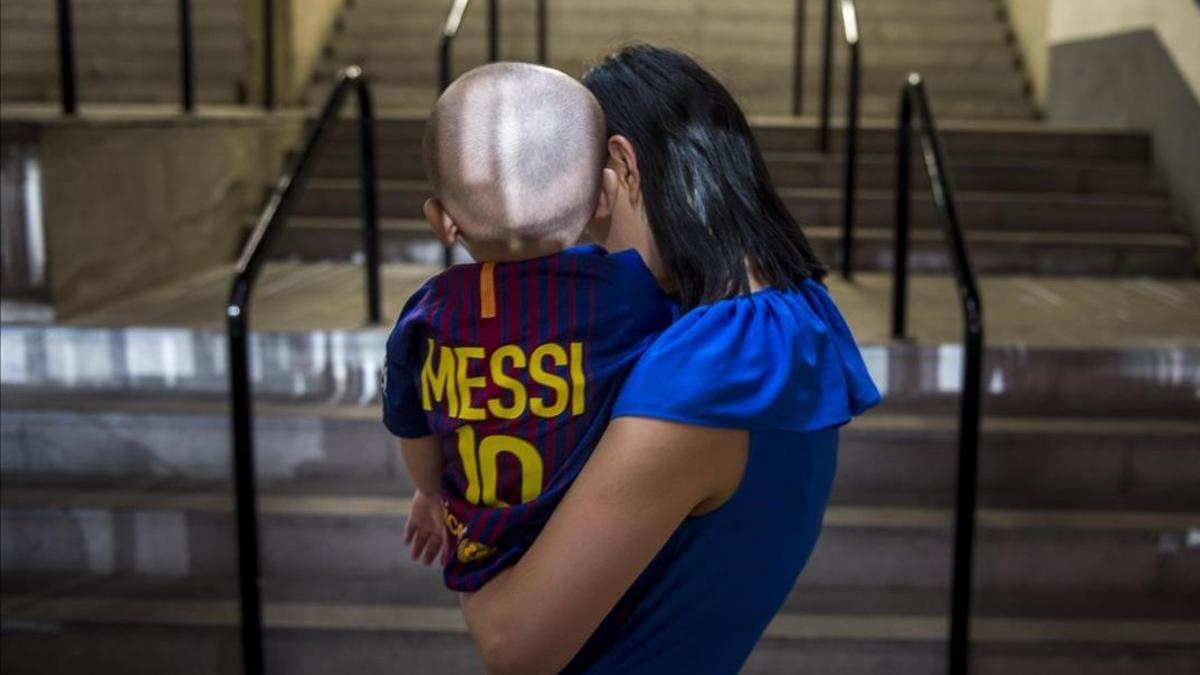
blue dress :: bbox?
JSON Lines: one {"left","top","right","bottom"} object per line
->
{"left": 562, "top": 281, "right": 881, "bottom": 674}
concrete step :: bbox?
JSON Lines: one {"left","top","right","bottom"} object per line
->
{"left": 326, "top": 33, "right": 1019, "bottom": 71}
{"left": 3, "top": 577, "right": 1196, "bottom": 675}
{"left": 341, "top": 0, "right": 1006, "bottom": 25}
{"left": 314, "top": 48, "right": 1027, "bottom": 97}
{"left": 1, "top": 54, "right": 245, "bottom": 80}
{"left": 2, "top": 6, "right": 241, "bottom": 27}
{"left": 317, "top": 115, "right": 1153, "bottom": 162}
{"left": 359, "top": 83, "right": 1036, "bottom": 120}
{"left": 331, "top": 4, "right": 1012, "bottom": 43}
{"left": 2, "top": 484, "right": 1196, "bottom": 592}
{"left": 0, "top": 78, "right": 244, "bottom": 104}
{"left": 3, "top": 398, "right": 1198, "bottom": 511}
{"left": 306, "top": 148, "right": 1165, "bottom": 196}
{"left": 292, "top": 179, "right": 1176, "bottom": 234}
{"left": 316, "top": 61, "right": 1030, "bottom": 116}
{"left": 5, "top": 282, "right": 1197, "bottom": 409}
{"left": 0, "top": 30, "right": 244, "bottom": 54}
{"left": 261, "top": 217, "right": 1194, "bottom": 276}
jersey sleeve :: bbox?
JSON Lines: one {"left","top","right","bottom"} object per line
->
{"left": 612, "top": 280, "right": 881, "bottom": 432}
{"left": 381, "top": 279, "right": 436, "bottom": 438}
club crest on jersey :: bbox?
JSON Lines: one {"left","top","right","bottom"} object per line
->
{"left": 457, "top": 539, "right": 495, "bottom": 563}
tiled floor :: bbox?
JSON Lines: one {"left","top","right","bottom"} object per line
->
{"left": 62, "top": 263, "right": 1200, "bottom": 348}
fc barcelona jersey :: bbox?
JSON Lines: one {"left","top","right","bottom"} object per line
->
{"left": 382, "top": 245, "right": 672, "bottom": 591}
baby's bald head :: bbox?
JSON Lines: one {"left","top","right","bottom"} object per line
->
{"left": 423, "top": 63, "right": 607, "bottom": 256}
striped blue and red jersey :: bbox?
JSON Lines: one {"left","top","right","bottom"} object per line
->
{"left": 382, "top": 245, "right": 672, "bottom": 591}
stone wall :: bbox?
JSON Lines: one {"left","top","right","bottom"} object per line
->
{"left": 1005, "top": 0, "right": 1200, "bottom": 239}
{"left": 0, "top": 111, "right": 305, "bottom": 319}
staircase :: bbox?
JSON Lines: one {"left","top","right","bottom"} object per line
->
{"left": 0, "top": 0, "right": 247, "bottom": 105}
{"left": 307, "top": 0, "right": 1036, "bottom": 119}
{"left": 2, "top": 0, "right": 1199, "bottom": 673}
{"left": 279, "top": 117, "right": 1195, "bottom": 275}
{"left": 2, "top": 309, "right": 1199, "bottom": 673}
{"left": 289, "top": 0, "right": 1194, "bottom": 275}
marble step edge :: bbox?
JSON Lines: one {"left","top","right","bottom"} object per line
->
{"left": 9, "top": 391, "right": 1199, "bottom": 440}
{"left": 303, "top": 179, "right": 1174, "bottom": 209}
{"left": 3, "top": 487, "right": 1197, "bottom": 534}
{"left": 277, "top": 220, "right": 1192, "bottom": 249}
{"left": 5, "top": 574, "right": 1196, "bottom": 621}
{"left": 311, "top": 109, "right": 1146, "bottom": 135}
{"left": 2, "top": 593, "right": 1198, "bottom": 646}
{"left": 310, "top": 148, "right": 1155, "bottom": 174}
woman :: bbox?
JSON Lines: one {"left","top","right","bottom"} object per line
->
{"left": 461, "top": 45, "right": 880, "bottom": 674}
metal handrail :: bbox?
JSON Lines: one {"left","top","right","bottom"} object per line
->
{"left": 838, "top": 0, "right": 860, "bottom": 279}
{"left": 179, "top": 0, "right": 194, "bottom": 112}
{"left": 892, "top": 73, "right": 985, "bottom": 675}
{"left": 225, "top": 66, "right": 380, "bottom": 675}
{"left": 537, "top": 0, "right": 548, "bottom": 64}
{"left": 53, "top": 0, "right": 199, "bottom": 114}
{"left": 55, "top": 0, "right": 75, "bottom": 114}
{"left": 815, "top": 0, "right": 861, "bottom": 279}
{"left": 791, "top": 0, "right": 805, "bottom": 115}
{"left": 263, "top": 0, "right": 275, "bottom": 109}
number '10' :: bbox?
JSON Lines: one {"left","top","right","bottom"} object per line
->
{"left": 455, "top": 426, "right": 544, "bottom": 508}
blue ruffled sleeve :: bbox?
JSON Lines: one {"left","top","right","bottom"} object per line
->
{"left": 612, "top": 280, "right": 881, "bottom": 431}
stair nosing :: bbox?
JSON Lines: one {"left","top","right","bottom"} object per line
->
{"left": 2, "top": 594, "right": 1197, "bottom": 645}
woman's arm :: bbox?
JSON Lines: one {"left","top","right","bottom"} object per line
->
{"left": 461, "top": 417, "right": 748, "bottom": 675}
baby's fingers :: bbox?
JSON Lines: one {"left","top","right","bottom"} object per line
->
{"left": 409, "top": 530, "right": 429, "bottom": 561}
{"left": 421, "top": 535, "right": 443, "bottom": 566}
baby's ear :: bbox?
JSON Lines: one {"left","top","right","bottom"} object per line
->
{"left": 423, "top": 197, "right": 458, "bottom": 246}
{"left": 592, "top": 168, "right": 619, "bottom": 220}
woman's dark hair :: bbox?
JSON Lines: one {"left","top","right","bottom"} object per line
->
{"left": 583, "top": 44, "right": 826, "bottom": 311}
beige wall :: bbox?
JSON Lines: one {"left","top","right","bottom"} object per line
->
{"left": 282, "top": 0, "right": 346, "bottom": 101}
{"left": 1005, "top": 0, "right": 1050, "bottom": 107}
{"left": 8, "top": 112, "right": 304, "bottom": 318}
{"left": 241, "top": 0, "right": 346, "bottom": 104}
{"left": 1006, "top": 0, "right": 1200, "bottom": 106}
{"left": 1047, "top": 0, "right": 1200, "bottom": 99}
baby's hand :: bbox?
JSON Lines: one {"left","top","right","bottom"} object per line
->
{"left": 404, "top": 489, "right": 447, "bottom": 566}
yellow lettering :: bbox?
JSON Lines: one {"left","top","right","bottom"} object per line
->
{"left": 455, "top": 346, "right": 486, "bottom": 420}
{"left": 456, "top": 427, "right": 544, "bottom": 508}
{"left": 488, "top": 345, "right": 527, "bottom": 420}
{"left": 420, "top": 339, "right": 457, "bottom": 416}
{"left": 456, "top": 426, "right": 481, "bottom": 505}
{"left": 529, "top": 343, "right": 568, "bottom": 418}
{"left": 479, "top": 434, "right": 543, "bottom": 507}
{"left": 569, "top": 341, "right": 585, "bottom": 416}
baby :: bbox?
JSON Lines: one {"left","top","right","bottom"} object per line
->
{"left": 382, "top": 62, "right": 672, "bottom": 591}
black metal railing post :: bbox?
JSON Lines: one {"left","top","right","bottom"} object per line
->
{"left": 263, "top": 0, "right": 275, "bottom": 109}
{"left": 891, "top": 89, "right": 912, "bottom": 338}
{"left": 537, "top": 0, "right": 548, "bottom": 65}
{"left": 792, "top": 0, "right": 805, "bottom": 115}
{"left": 225, "top": 299, "right": 264, "bottom": 675}
{"left": 892, "top": 73, "right": 985, "bottom": 675}
{"left": 179, "top": 0, "right": 195, "bottom": 113}
{"left": 951, "top": 295, "right": 984, "bottom": 675}
{"left": 56, "top": 0, "right": 76, "bottom": 115}
{"left": 488, "top": 0, "right": 499, "bottom": 62}
{"left": 225, "top": 67, "right": 380, "bottom": 675}
{"left": 358, "top": 82, "right": 382, "bottom": 324}
{"left": 840, "top": 0, "right": 860, "bottom": 280}
{"left": 817, "top": 0, "right": 834, "bottom": 152}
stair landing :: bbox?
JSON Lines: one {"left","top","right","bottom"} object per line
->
{"left": 51, "top": 262, "right": 1200, "bottom": 349}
